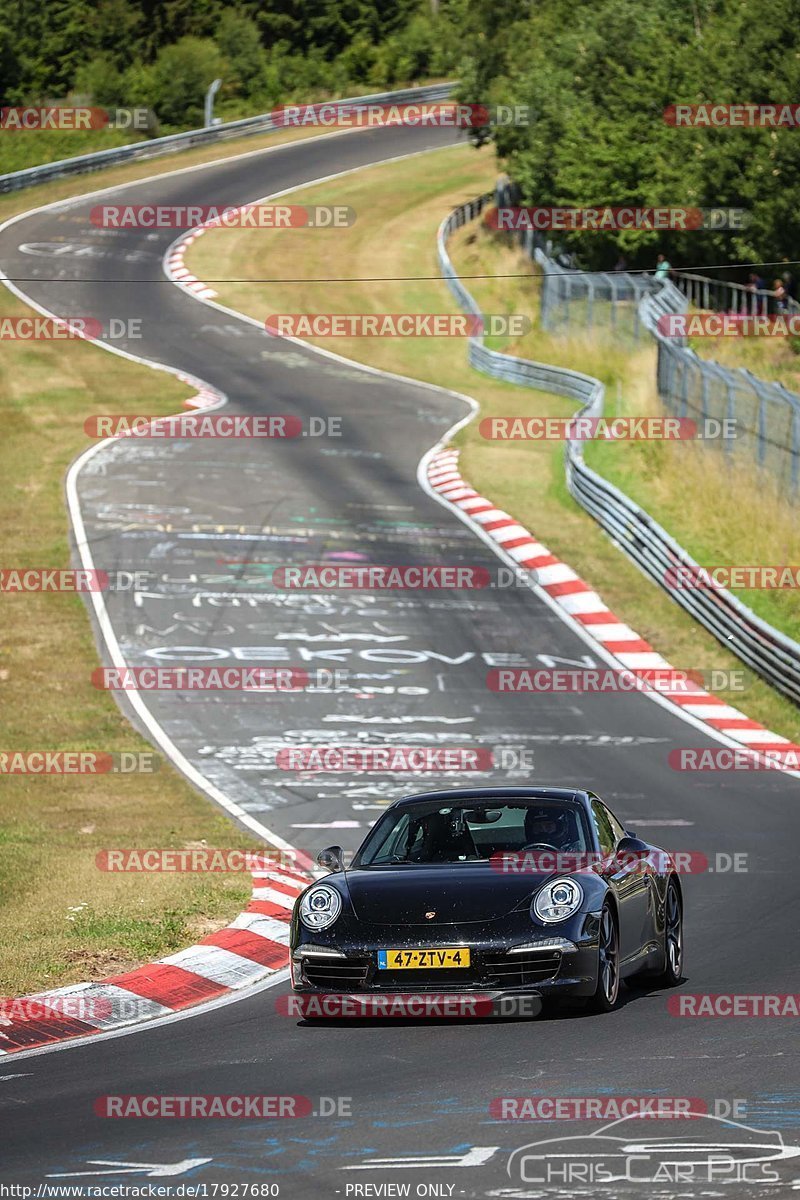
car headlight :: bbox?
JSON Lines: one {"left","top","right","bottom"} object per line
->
{"left": 532, "top": 877, "right": 583, "bottom": 923}
{"left": 299, "top": 884, "right": 342, "bottom": 931}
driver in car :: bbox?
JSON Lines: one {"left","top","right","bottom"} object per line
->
{"left": 523, "top": 806, "right": 581, "bottom": 854}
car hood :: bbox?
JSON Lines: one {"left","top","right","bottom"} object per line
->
{"left": 342, "top": 864, "right": 552, "bottom": 925}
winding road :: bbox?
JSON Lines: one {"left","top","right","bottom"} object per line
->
{"left": 1, "top": 121, "right": 799, "bottom": 1197}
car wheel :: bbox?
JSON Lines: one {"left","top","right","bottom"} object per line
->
{"left": 587, "top": 902, "right": 620, "bottom": 1013}
{"left": 652, "top": 879, "right": 683, "bottom": 987}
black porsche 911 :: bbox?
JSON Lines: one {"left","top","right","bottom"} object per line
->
{"left": 289, "top": 787, "right": 684, "bottom": 1014}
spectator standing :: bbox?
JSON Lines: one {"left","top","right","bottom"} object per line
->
{"left": 772, "top": 279, "right": 788, "bottom": 313}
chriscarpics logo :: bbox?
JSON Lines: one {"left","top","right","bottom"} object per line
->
{"left": 506, "top": 1113, "right": 800, "bottom": 1188}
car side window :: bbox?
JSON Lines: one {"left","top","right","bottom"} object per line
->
{"left": 367, "top": 813, "right": 410, "bottom": 863}
{"left": 604, "top": 803, "right": 628, "bottom": 845}
{"left": 590, "top": 800, "right": 617, "bottom": 856}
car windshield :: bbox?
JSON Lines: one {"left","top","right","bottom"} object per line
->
{"left": 355, "top": 799, "right": 592, "bottom": 866}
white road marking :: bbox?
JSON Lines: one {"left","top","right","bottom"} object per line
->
{"left": 48, "top": 1159, "right": 212, "bottom": 1178}
{"left": 627, "top": 819, "right": 695, "bottom": 826}
{"left": 291, "top": 821, "right": 361, "bottom": 828}
{"left": 343, "top": 1147, "right": 500, "bottom": 1170}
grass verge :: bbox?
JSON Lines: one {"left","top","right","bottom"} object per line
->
{"left": 0, "top": 128, "right": 148, "bottom": 176}
{"left": 687, "top": 321, "right": 800, "bottom": 392}
{"left": 186, "top": 142, "right": 800, "bottom": 745}
{"left": 0, "top": 287, "right": 262, "bottom": 995}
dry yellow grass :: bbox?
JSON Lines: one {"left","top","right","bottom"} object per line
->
{"left": 0, "top": 292, "right": 257, "bottom": 996}
{"left": 688, "top": 321, "right": 800, "bottom": 391}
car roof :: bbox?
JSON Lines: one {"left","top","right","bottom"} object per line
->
{"left": 389, "top": 786, "right": 589, "bottom": 809}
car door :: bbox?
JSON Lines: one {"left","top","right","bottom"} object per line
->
{"left": 589, "top": 797, "right": 650, "bottom": 968}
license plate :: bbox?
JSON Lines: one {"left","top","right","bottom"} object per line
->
{"left": 377, "top": 948, "right": 471, "bottom": 970}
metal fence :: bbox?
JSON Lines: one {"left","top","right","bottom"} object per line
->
{"left": 539, "top": 261, "right": 658, "bottom": 340}
{"left": 670, "top": 269, "right": 799, "bottom": 318}
{"left": 490, "top": 180, "right": 800, "bottom": 495}
{"left": 542, "top": 269, "right": 798, "bottom": 337}
{"left": 0, "top": 84, "right": 454, "bottom": 195}
{"left": 638, "top": 282, "right": 800, "bottom": 489}
{"left": 438, "top": 195, "right": 800, "bottom": 706}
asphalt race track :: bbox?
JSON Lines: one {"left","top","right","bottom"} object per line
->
{"left": 1, "top": 123, "right": 799, "bottom": 1197}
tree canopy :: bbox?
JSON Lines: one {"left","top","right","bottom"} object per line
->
{"left": 2, "top": 0, "right": 458, "bottom": 125}
{"left": 457, "top": 0, "right": 799, "bottom": 271}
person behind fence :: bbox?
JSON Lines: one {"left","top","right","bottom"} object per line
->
{"left": 782, "top": 270, "right": 797, "bottom": 302}
{"left": 654, "top": 253, "right": 671, "bottom": 281}
{"left": 769, "top": 279, "right": 788, "bottom": 315}
{"left": 495, "top": 172, "right": 511, "bottom": 209}
{"left": 747, "top": 271, "right": 766, "bottom": 293}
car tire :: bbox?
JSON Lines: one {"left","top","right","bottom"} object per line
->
{"left": 587, "top": 902, "right": 621, "bottom": 1013}
{"left": 650, "top": 878, "right": 683, "bottom": 988}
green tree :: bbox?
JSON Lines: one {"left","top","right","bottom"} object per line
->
{"left": 215, "top": 10, "right": 267, "bottom": 99}
{"left": 92, "top": 0, "right": 145, "bottom": 70}
{"left": 149, "top": 36, "right": 224, "bottom": 127}
{"left": 458, "top": 0, "right": 800, "bottom": 272}
{"left": 12, "top": 0, "right": 94, "bottom": 98}
{"left": 0, "top": 27, "right": 22, "bottom": 105}
{"left": 74, "top": 56, "right": 127, "bottom": 106}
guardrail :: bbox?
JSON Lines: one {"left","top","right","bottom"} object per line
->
{"left": 0, "top": 83, "right": 454, "bottom": 195}
{"left": 438, "top": 194, "right": 800, "bottom": 706}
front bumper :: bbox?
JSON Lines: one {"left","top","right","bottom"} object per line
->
{"left": 291, "top": 914, "right": 601, "bottom": 998}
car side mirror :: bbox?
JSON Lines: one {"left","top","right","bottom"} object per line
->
{"left": 316, "top": 845, "right": 344, "bottom": 873}
{"left": 616, "top": 835, "right": 650, "bottom": 857}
